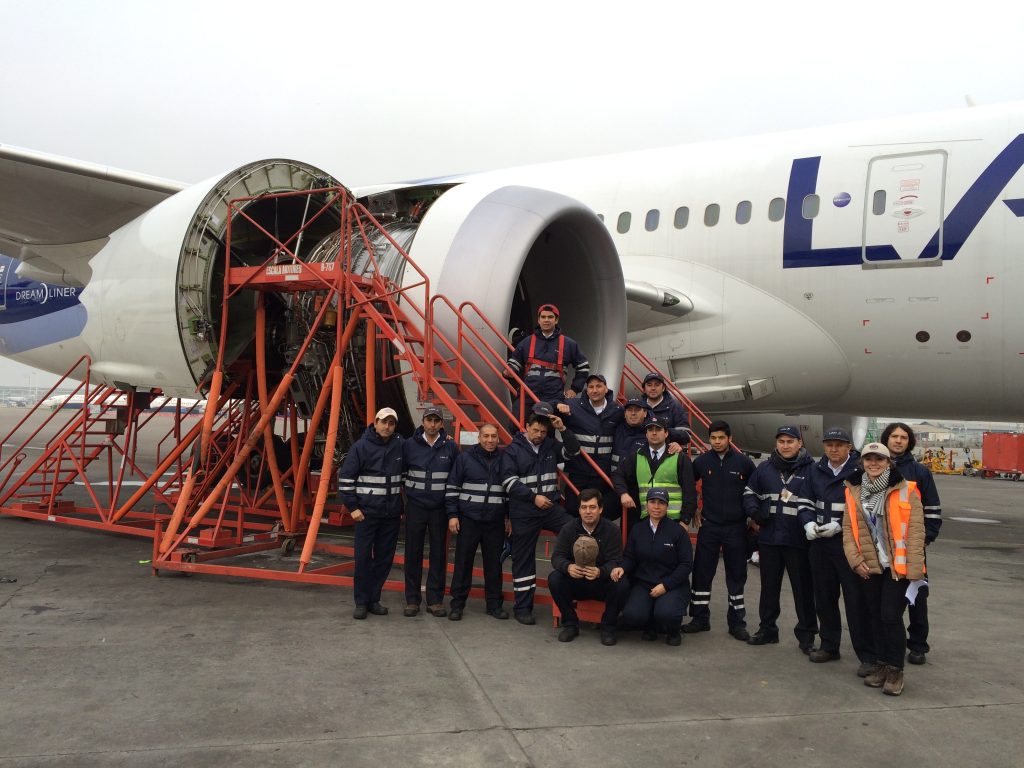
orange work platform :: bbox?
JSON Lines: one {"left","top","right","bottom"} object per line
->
{"left": 0, "top": 184, "right": 718, "bottom": 607}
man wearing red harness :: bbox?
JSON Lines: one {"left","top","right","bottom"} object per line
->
{"left": 506, "top": 304, "right": 590, "bottom": 420}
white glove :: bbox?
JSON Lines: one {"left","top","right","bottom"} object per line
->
{"left": 817, "top": 521, "right": 842, "bottom": 538}
{"left": 803, "top": 522, "right": 819, "bottom": 541}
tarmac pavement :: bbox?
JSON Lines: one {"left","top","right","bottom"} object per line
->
{"left": 1, "top": 473, "right": 1022, "bottom": 767}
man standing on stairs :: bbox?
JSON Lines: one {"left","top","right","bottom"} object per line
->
{"left": 338, "top": 407, "right": 406, "bottom": 620}
{"left": 555, "top": 374, "right": 624, "bottom": 518}
{"left": 401, "top": 406, "right": 459, "bottom": 618}
{"left": 501, "top": 402, "right": 579, "bottom": 625}
{"left": 505, "top": 304, "right": 589, "bottom": 422}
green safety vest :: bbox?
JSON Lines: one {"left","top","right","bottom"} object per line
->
{"left": 636, "top": 452, "right": 683, "bottom": 519}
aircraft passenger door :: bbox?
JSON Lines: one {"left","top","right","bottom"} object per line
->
{"left": 862, "top": 150, "right": 947, "bottom": 265}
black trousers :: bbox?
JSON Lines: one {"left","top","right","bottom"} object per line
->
{"left": 548, "top": 570, "right": 630, "bottom": 630}
{"left": 808, "top": 536, "right": 874, "bottom": 661}
{"left": 449, "top": 517, "right": 505, "bottom": 611}
{"left": 510, "top": 506, "right": 572, "bottom": 615}
{"left": 353, "top": 515, "right": 401, "bottom": 607}
{"left": 755, "top": 542, "right": 817, "bottom": 646}
{"left": 404, "top": 502, "right": 448, "bottom": 606}
{"left": 622, "top": 580, "right": 689, "bottom": 634}
{"left": 689, "top": 520, "right": 748, "bottom": 629}
{"left": 862, "top": 569, "right": 910, "bottom": 668}
{"left": 907, "top": 552, "right": 930, "bottom": 654}
{"left": 564, "top": 477, "right": 621, "bottom": 521}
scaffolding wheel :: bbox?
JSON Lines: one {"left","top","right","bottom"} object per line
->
{"left": 280, "top": 537, "right": 296, "bottom": 556}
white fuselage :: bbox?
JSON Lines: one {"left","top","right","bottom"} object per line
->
{"left": 417, "top": 102, "right": 1024, "bottom": 420}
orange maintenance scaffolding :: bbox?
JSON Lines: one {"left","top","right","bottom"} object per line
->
{"left": 0, "top": 183, "right": 718, "bottom": 608}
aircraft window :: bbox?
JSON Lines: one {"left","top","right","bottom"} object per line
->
{"left": 704, "top": 204, "right": 720, "bottom": 227}
{"left": 872, "top": 190, "right": 886, "bottom": 215}
{"left": 597, "top": 213, "right": 604, "bottom": 222}
{"left": 735, "top": 200, "right": 752, "bottom": 224}
{"left": 673, "top": 206, "right": 690, "bottom": 229}
{"left": 956, "top": 330, "right": 972, "bottom": 342}
{"left": 801, "top": 194, "right": 820, "bottom": 219}
{"left": 617, "top": 212, "right": 631, "bottom": 234}
{"left": 645, "top": 209, "right": 660, "bottom": 231}
{"left": 768, "top": 197, "right": 786, "bottom": 221}
{"left": 916, "top": 331, "right": 930, "bottom": 343}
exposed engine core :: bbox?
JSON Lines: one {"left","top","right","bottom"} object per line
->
{"left": 80, "top": 159, "right": 626, "bottom": 430}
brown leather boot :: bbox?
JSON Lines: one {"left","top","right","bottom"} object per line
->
{"left": 864, "top": 663, "right": 889, "bottom": 688}
{"left": 883, "top": 666, "right": 905, "bottom": 696}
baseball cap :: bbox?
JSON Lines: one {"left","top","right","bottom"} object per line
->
{"left": 422, "top": 406, "right": 443, "bottom": 420}
{"left": 822, "top": 426, "right": 852, "bottom": 443}
{"left": 624, "top": 397, "right": 648, "bottom": 411}
{"left": 586, "top": 373, "right": 607, "bottom": 385}
{"left": 861, "top": 442, "right": 891, "bottom": 459}
{"left": 537, "top": 303, "right": 560, "bottom": 317}
{"left": 531, "top": 401, "right": 555, "bottom": 417}
{"left": 644, "top": 415, "right": 667, "bottom": 429}
{"left": 646, "top": 488, "right": 670, "bottom": 503}
{"left": 374, "top": 407, "right": 399, "bottom": 422}
{"left": 642, "top": 372, "right": 665, "bottom": 385}
{"left": 776, "top": 425, "right": 801, "bottom": 440}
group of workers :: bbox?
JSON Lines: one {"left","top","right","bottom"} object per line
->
{"left": 337, "top": 304, "right": 940, "bottom": 697}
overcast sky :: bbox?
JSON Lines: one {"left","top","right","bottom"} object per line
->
{"left": 1, "top": 0, "right": 1022, "bottom": 387}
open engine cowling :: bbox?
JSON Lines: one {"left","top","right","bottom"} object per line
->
{"left": 78, "top": 159, "right": 627, "bottom": 427}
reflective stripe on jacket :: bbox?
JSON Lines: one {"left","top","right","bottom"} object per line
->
{"left": 337, "top": 425, "right": 405, "bottom": 518}
{"left": 445, "top": 444, "right": 507, "bottom": 524}
{"left": 402, "top": 426, "right": 459, "bottom": 508}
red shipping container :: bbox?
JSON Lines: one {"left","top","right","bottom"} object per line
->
{"left": 982, "top": 433, "right": 1024, "bottom": 473}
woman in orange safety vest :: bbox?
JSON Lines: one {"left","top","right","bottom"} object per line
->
{"left": 842, "top": 441, "right": 926, "bottom": 698}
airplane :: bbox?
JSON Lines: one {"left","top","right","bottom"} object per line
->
{"left": 1, "top": 100, "right": 1022, "bottom": 451}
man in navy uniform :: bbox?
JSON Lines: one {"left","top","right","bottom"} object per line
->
{"left": 742, "top": 425, "right": 818, "bottom": 652}
{"left": 613, "top": 415, "right": 698, "bottom": 532}
{"left": 800, "top": 427, "right": 876, "bottom": 675}
{"left": 446, "top": 423, "right": 510, "bottom": 621}
{"left": 611, "top": 397, "right": 651, "bottom": 477}
{"left": 556, "top": 373, "right": 623, "bottom": 518}
{"left": 401, "top": 406, "right": 459, "bottom": 618}
{"left": 682, "top": 420, "right": 756, "bottom": 641}
{"left": 640, "top": 372, "right": 690, "bottom": 446}
{"left": 501, "top": 402, "right": 580, "bottom": 624}
{"left": 338, "top": 407, "right": 406, "bottom": 620}
{"left": 506, "top": 304, "right": 589, "bottom": 419}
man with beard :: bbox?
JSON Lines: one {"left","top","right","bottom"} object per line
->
{"left": 742, "top": 425, "right": 818, "bottom": 653}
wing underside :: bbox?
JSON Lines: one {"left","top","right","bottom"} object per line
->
{"left": 0, "top": 145, "right": 184, "bottom": 285}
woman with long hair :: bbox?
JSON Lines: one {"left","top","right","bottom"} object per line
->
{"left": 842, "top": 442, "right": 926, "bottom": 696}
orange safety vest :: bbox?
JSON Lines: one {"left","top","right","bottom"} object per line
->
{"left": 845, "top": 481, "right": 924, "bottom": 577}
{"left": 526, "top": 333, "right": 566, "bottom": 381}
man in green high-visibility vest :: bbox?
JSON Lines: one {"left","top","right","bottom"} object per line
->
{"left": 613, "top": 415, "right": 698, "bottom": 533}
